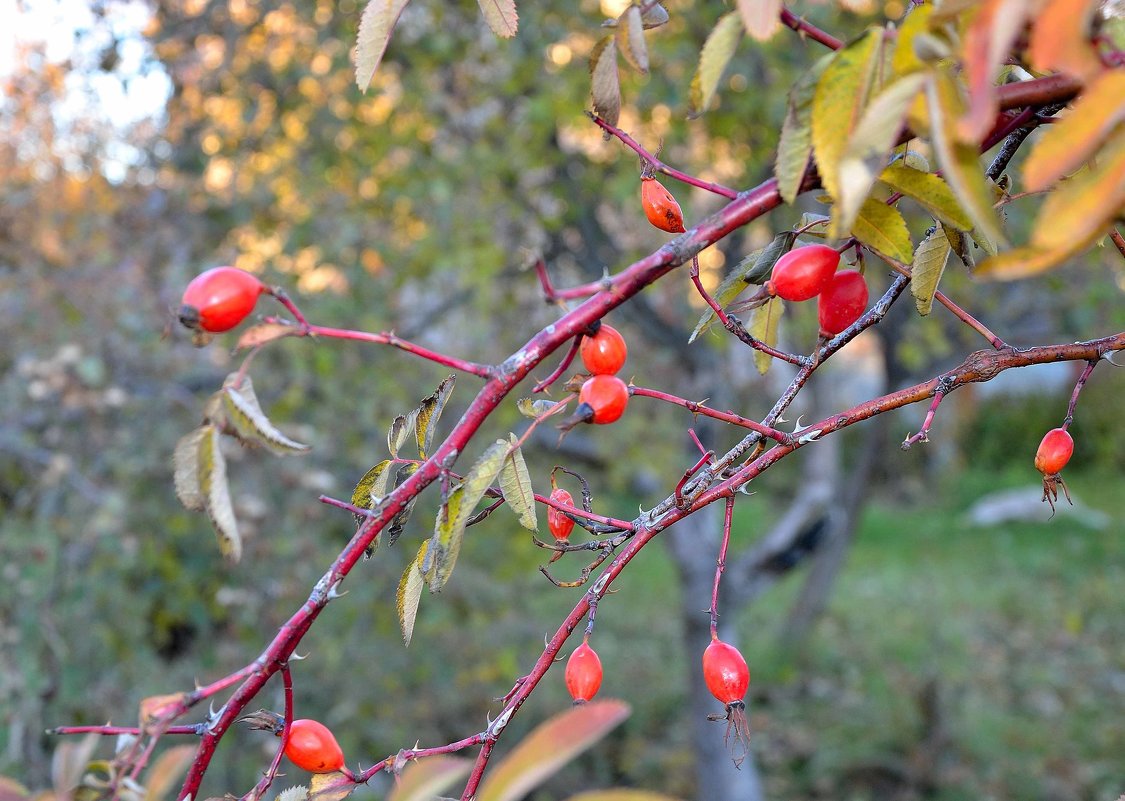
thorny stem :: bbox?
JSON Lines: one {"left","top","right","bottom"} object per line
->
{"left": 901, "top": 383, "right": 949, "bottom": 449}
{"left": 674, "top": 450, "right": 716, "bottom": 510}
{"left": 242, "top": 663, "right": 295, "bottom": 801}
{"left": 535, "top": 258, "right": 616, "bottom": 302}
{"left": 586, "top": 114, "right": 739, "bottom": 199}
{"left": 1063, "top": 360, "right": 1098, "bottom": 428}
{"left": 780, "top": 7, "right": 843, "bottom": 50}
{"left": 629, "top": 385, "right": 793, "bottom": 445}
{"left": 299, "top": 323, "right": 495, "bottom": 378}
{"left": 532, "top": 335, "right": 583, "bottom": 393}
{"left": 709, "top": 497, "right": 736, "bottom": 636}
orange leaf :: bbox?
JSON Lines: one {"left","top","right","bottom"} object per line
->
{"left": 1028, "top": 0, "right": 1103, "bottom": 82}
{"left": 958, "top": 0, "right": 1030, "bottom": 143}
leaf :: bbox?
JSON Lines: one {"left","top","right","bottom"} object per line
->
{"left": 386, "top": 756, "right": 473, "bottom": 801}
{"left": 944, "top": 225, "right": 975, "bottom": 268}
{"left": 639, "top": 3, "right": 669, "bottom": 29}
{"left": 386, "top": 462, "right": 420, "bottom": 546}
{"left": 517, "top": 398, "right": 559, "bottom": 418}
{"left": 0, "top": 777, "right": 30, "bottom": 801}
{"left": 811, "top": 28, "right": 885, "bottom": 202}
{"left": 424, "top": 485, "right": 464, "bottom": 587}
{"left": 749, "top": 296, "right": 784, "bottom": 375}
{"left": 776, "top": 52, "right": 834, "bottom": 204}
{"left": 1028, "top": 0, "right": 1103, "bottom": 82}
{"left": 689, "top": 231, "right": 795, "bottom": 342}
{"left": 351, "top": 459, "right": 394, "bottom": 525}
{"left": 476, "top": 700, "right": 631, "bottom": 801}
{"left": 173, "top": 427, "right": 207, "bottom": 512}
{"left": 926, "top": 70, "right": 1006, "bottom": 253}
{"left": 957, "top": 0, "right": 1030, "bottom": 143}
{"left": 736, "top": 0, "right": 781, "bottom": 41}
{"left": 355, "top": 0, "right": 412, "bottom": 92}
{"left": 396, "top": 541, "right": 427, "bottom": 645}
{"left": 878, "top": 162, "right": 973, "bottom": 230}
{"left": 851, "top": 197, "right": 913, "bottom": 263}
{"left": 835, "top": 73, "right": 927, "bottom": 236}
{"left": 222, "top": 376, "right": 310, "bottom": 454}
{"left": 890, "top": 3, "right": 934, "bottom": 76}
{"left": 308, "top": 771, "right": 353, "bottom": 801}
{"left": 564, "top": 792, "right": 685, "bottom": 801}
{"left": 275, "top": 788, "right": 309, "bottom": 801}
{"left": 199, "top": 425, "right": 241, "bottom": 561}
{"left": 387, "top": 411, "right": 417, "bottom": 459}
{"left": 589, "top": 37, "right": 621, "bottom": 129}
{"left": 688, "top": 12, "right": 743, "bottom": 117}
{"left": 615, "top": 5, "right": 648, "bottom": 74}
{"left": 973, "top": 245, "right": 1068, "bottom": 280}
{"left": 428, "top": 439, "right": 508, "bottom": 591}
{"left": 143, "top": 746, "right": 197, "bottom": 801}
{"left": 415, "top": 375, "right": 455, "bottom": 459}
{"left": 235, "top": 322, "right": 298, "bottom": 350}
{"left": 498, "top": 436, "right": 537, "bottom": 531}
{"left": 477, "top": 0, "right": 518, "bottom": 38}
{"left": 911, "top": 224, "right": 952, "bottom": 316}
{"left": 1029, "top": 129, "right": 1125, "bottom": 252}
{"left": 51, "top": 735, "right": 100, "bottom": 798}
{"left": 1022, "top": 70, "right": 1125, "bottom": 191}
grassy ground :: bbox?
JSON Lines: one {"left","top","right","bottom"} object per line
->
{"left": 738, "top": 467, "right": 1124, "bottom": 801}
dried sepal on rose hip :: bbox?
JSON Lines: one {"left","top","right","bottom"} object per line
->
{"left": 1035, "top": 426, "right": 1074, "bottom": 514}
{"left": 179, "top": 266, "right": 267, "bottom": 333}
{"left": 702, "top": 637, "right": 751, "bottom": 766}
{"left": 565, "top": 637, "right": 603, "bottom": 704}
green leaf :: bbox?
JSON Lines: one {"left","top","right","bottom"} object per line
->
{"left": 775, "top": 52, "right": 833, "bottom": 204}
{"left": 222, "top": 376, "right": 311, "bottom": 455}
{"left": 688, "top": 12, "right": 743, "bottom": 117}
{"left": 911, "top": 224, "right": 952, "bottom": 316}
{"left": 427, "top": 439, "right": 508, "bottom": 591}
{"left": 925, "top": 70, "right": 1006, "bottom": 253}
{"left": 198, "top": 424, "right": 241, "bottom": 562}
{"left": 476, "top": 700, "right": 631, "bottom": 801}
{"left": 749, "top": 296, "right": 784, "bottom": 375}
{"left": 736, "top": 0, "right": 780, "bottom": 41}
{"left": 589, "top": 37, "right": 621, "bottom": 129}
{"left": 498, "top": 435, "right": 537, "bottom": 531}
{"left": 173, "top": 427, "right": 207, "bottom": 512}
{"left": 615, "top": 5, "right": 648, "bottom": 74}
{"left": 355, "top": 0, "right": 412, "bottom": 92}
{"left": 386, "top": 756, "right": 472, "bottom": 801}
{"left": 835, "top": 73, "right": 927, "bottom": 236}
{"left": 415, "top": 375, "right": 455, "bottom": 459}
{"left": 1022, "top": 70, "right": 1125, "bottom": 192}
{"left": 396, "top": 541, "right": 427, "bottom": 645}
{"left": 877, "top": 162, "right": 973, "bottom": 231}
{"left": 351, "top": 459, "right": 394, "bottom": 526}
{"left": 476, "top": 0, "right": 518, "bottom": 38}
{"left": 851, "top": 197, "right": 913, "bottom": 263}
{"left": 891, "top": 3, "right": 934, "bottom": 75}
{"left": 811, "top": 28, "right": 885, "bottom": 203}
{"left": 386, "top": 462, "right": 420, "bottom": 546}
{"left": 689, "top": 231, "right": 795, "bottom": 342}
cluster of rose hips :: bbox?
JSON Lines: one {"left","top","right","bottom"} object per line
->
{"left": 767, "top": 244, "right": 869, "bottom": 337}
{"left": 572, "top": 323, "right": 631, "bottom": 425}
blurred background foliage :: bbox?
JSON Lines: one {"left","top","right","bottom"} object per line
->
{"left": 1, "top": 1, "right": 1123, "bottom": 800}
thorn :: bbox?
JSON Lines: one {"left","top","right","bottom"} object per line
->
{"left": 737, "top": 486, "right": 755, "bottom": 496}
{"left": 290, "top": 652, "right": 309, "bottom": 661}
{"left": 789, "top": 415, "right": 806, "bottom": 434}
{"left": 797, "top": 428, "right": 822, "bottom": 444}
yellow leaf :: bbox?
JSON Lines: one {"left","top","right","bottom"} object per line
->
{"left": 1030, "top": 129, "right": 1125, "bottom": 251}
{"left": 396, "top": 543, "right": 426, "bottom": 645}
{"left": 222, "top": 375, "right": 310, "bottom": 454}
{"left": 198, "top": 425, "right": 241, "bottom": 562}
{"left": 309, "top": 771, "right": 353, "bottom": 801}
{"left": 414, "top": 375, "right": 455, "bottom": 459}
{"left": 851, "top": 197, "right": 913, "bottom": 263}
{"left": 749, "top": 296, "right": 784, "bottom": 375}
{"left": 498, "top": 436, "right": 537, "bottom": 531}
{"left": 736, "top": 0, "right": 781, "bottom": 42}
{"left": 775, "top": 52, "right": 834, "bottom": 204}
{"left": 1022, "top": 70, "right": 1125, "bottom": 191}
{"left": 811, "top": 28, "right": 886, "bottom": 202}
{"left": 891, "top": 3, "right": 934, "bottom": 76}
{"left": 615, "top": 5, "right": 648, "bottom": 74}
{"left": 689, "top": 12, "right": 743, "bottom": 117}
{"left": 477, "top": 0, "right": 518, "bottom": 38}
{"left": 926, "top": 70, "right": 1007, "bottom": 253}
{"left": 911, "top": 224, "right": 952, "bottom": 316}
{"left": 878, "top": 162, "right": 973, "bottom": 231}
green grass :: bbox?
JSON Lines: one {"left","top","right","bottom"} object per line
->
{"left": 734, "top": 467, "right": 1124, "bottom": 800}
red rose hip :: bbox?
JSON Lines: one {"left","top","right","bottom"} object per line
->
{"left": 179, "top": 266, "right": 266, "bottom": 333}
{"left": 640, "top": 177, "right": 686, "bottom": 233}
{"left": 702, "top": 638, "right": 750, "bottom": 705}
{"left": 565, "top": 638, "right": 603, "bottom": 703}
{"left": 578, "top": 374, "right": 629, "bottom": 424}
{"left": 767, "top": 244, "right": 840, "bottom": 302}
{"left": 1035, "top": 427, "right": 1073, "bottom": 475}
{"left": 283, "top": 719, "right": 344, "bottom": 773}
{"left": 579, "top": 324, "right": 628, "bottom": 376}
{"left": 817, "top": 269, "right": 869, "bottom": 336}
{"left": 547, "top": 487, "right": 576, "bottom": 542}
